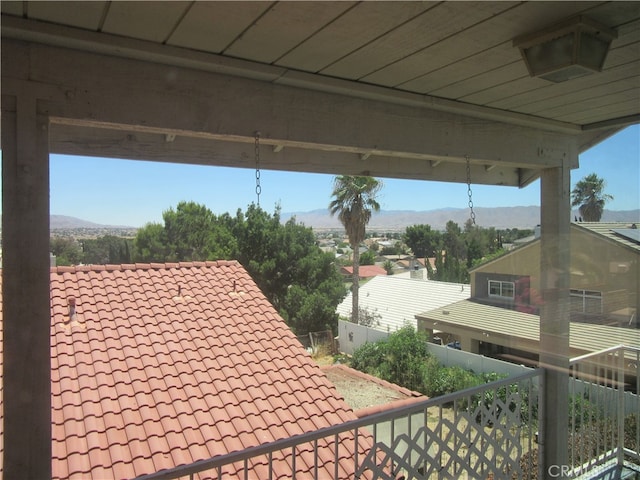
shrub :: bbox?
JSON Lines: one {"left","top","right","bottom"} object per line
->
{"left": 350, "top": 326, "right": 496, "bottom": 397}
{"left": 350, "top": 326, "right": 431, "bottom": 392}
{"left": 350, "top": 340, "right": 387, "bottom": 377}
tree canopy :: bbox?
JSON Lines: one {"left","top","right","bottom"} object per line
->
{"left": 82, "top": 235, "right": 132, "bottom": 264}
{"left": 133, "top": 201, "right": 346, "bottom": 335}
{"left": 403, "top": 221, "right": 530, "bottom": 283}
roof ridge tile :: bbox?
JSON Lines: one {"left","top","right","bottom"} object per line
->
{"left": 51, "top": 260, "right": 243, "bottom": 276}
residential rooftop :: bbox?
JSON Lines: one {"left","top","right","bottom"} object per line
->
{"left": 1, "top": 261, "right": 361, "bottom": 478}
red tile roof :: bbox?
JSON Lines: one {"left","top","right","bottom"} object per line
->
{"left": 340, "top": 265, "right": 387, "bottom": 278}
{"left": 1, "top": 261, "right": 364, "bottom": 478}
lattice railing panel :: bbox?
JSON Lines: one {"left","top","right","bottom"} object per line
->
{"left": 357, "top": 385, "right": 535, "bottom": 480}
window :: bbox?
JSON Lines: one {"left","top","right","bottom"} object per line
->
{"left": 488, "top": 280, "right": 515, "bottom": 299}
{"left": 570, "top": 289, "right": 603, "bottom": 314}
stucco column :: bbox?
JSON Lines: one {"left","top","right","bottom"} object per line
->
{"left": 1, "top": 93, "right": 51, "bottom": 478}
{"left": 460, "top": 336, "right": 479, "bottom": 354}
{"left": 539, "top": 160, "right": 571, "bottom": 478}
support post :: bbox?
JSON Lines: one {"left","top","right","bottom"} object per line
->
{"left": 1, "top": 93, "right": 52, "bottom": 478}
{"left": 539, "top": 160, "right": 571, "bottom": 478}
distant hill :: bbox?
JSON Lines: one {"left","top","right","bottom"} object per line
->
{"left": 50, "top": 215, "right": 110, "bottom": 229}
{"left": 50, "top": 215, "right": 139, "bottom": 230}
{"left": 4, "top": 209, "right": 636, "bottom": 234}
{"left": 282, "top": 207, "right": 640, "bottom": 231}
{"left": 0, "top": 215, "right": 113, "bottom": 230}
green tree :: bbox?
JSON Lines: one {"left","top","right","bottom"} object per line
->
{"left": 50, "top": 236, "right": 83, "bottom": 266}
{"left": 403, "top": 224, "right": 441, "bottom": 258}
{"left": 383, "top": 259, "right": 394, "bottom": 275}
{"left": 82, "top": 235, "right": 133, "bottom": 264}
{"left": 329, "top": 176, "right": 382, "bottom": 324}
{"left": 428, "top": 221, "right": 468, "bottom": 283}
{"left": 360, "top": 250, "right": 375, "bottom": 265}
{"left": 231, "top": 204, "right": 346, "bottom": 335}
{"left": 571, "top": 173, "right": 614, "bottom": 222}
{"left": 162, "top": 201, "right": 237, "bottom": 261}
{"left": 134, "top": 222, "right": 169, "bottom": 262}
{"left": 443, "top": 221, "right": 465, "bottom": 259}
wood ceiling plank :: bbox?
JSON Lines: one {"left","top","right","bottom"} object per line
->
{"left": 486, "top": 61, "right": 640, "bottom": 112}
{"left": 322, "top": 1, "right": 516, "bottom": 82}
{"left": 607, "top": 25, "right": 640, "bottom": 65}
{"left": 429, "top": 61, "right": 526, "bottom": 100}
{"left": 361, "top": 1, "right": 599, "bottom": 88}
{"left": 390, "top": 3, "right": 632, "bottom": 99}
{"left": 168, "top": 2, "right": 271, "bottom": 54}
{"left": 276, "top": 2, "right": 435, "bottom": 73}
{"left": 102, "top": 1, "right": 190, "bottom": 43}
{"left": 25, "top": 1, "right": 107, "bottom": 30}
{"left": 547, "top": 88, "right": 639, "bottom": 120}
{"left": 2, "top": 1, "right": 636, "bottom": 131}
{"left": 224, "top": 1, "right": 355, "bottom": 64}
{"left": 521, "top": 80, "right": 640, "bottom": 117}
{"left": 399, "top": 41, "right": 518, "bottom": 93}
{"left": 579, "top": 1, "right": 640, "bottom": 29}
{"left": 0, "top": 1, "right": 22, "bottom": 16}
{"left": 555, "top": 97, "right": 640, "bottom": 124}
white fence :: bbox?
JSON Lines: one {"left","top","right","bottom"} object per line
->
{"left": 427, "top": 341, "right": 533, "bottom": 377}
{"left": 338, "top": 319, "right": 532, "bottom": 378}
{"left": 337, "top": 320, "right": 390, "bottom": 356}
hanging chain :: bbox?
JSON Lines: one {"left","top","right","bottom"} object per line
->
{"left": 466, "top": 156, "right": 476, "bottom": 225}
{"left": 254, "top": 131, "right": 261, "bottom": 206}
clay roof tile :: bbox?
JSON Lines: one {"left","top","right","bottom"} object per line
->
{"left": 2, "top": 261, "right": 360, "bottom": 479}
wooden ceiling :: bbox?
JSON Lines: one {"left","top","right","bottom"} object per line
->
{"left": 4, "top": 1, "right": 638, "bottom": 128}
{"left": 1, "top": 1, "right": 639, "bottom": 185}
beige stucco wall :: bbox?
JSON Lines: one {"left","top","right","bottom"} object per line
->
{"left": 471, "top": 226, "right": 639, "bottom": 318}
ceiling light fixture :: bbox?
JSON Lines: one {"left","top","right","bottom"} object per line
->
{"left": 513, "top": 16, "right": 617, "bottom": 83}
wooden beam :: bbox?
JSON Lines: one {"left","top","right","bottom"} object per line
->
{"left": 2, "top": 39, "right": 580, "bottom": 187}
{"left": 48, "top": 124, "right": 531, "bottom": 186}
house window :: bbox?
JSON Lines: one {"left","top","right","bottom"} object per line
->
{"left": 488, "top": 280, "right": 515, "bottom": 299}
{"left": 570, "top": 289, "right": 602, "bottom": 314}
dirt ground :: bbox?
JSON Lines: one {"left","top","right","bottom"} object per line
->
{"left": 323, "top": 364, "right": 414, "bottom": 411}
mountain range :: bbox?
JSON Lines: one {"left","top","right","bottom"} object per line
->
{"left": 36, "top": 207, "right": 639, "bottom": 232}
{"left": 282, "top": 206, "right": 640, "bottom": 231}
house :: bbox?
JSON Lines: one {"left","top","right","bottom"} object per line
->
{"left": 0, "top": 261, "right": 364, "bottom": 478}
{"left": 416, "top": 222, "right": 640, "bottom": 369}
{"left": 470, "top": 222, "right": 639, "bottom": 326}
{"left": 336, "top": 275, "right": 470, "bottom": 334}
{"left": 417, "top": 299, "right": 640, "bottom": 366}
{"left": 339, "top": 264, "right": 387, "bottom": 280}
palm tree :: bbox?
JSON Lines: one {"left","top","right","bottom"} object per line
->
{"left": 329, "top": 176, "right": 382, "bottom": 323}
{"left": 571, "top": 173, "right": 614, "bottom": 222}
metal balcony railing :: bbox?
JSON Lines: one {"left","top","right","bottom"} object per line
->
{"left": 135, "top": 345, "right": 639, "bottom": 480}
{"left": 137, "top": 369, "right": 543, "bottom": 480}
{"left": 568, "top": 344, "right": 640, "bottom": 478}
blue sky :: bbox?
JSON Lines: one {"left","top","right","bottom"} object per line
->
{"left": 49, "top": 125, "right": 639, "bottom": 227}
